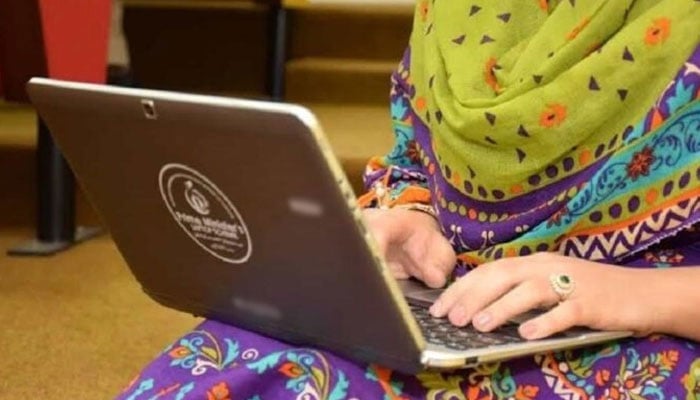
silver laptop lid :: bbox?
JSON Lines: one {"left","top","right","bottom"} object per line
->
{"left": 27, "top": 77, "right": 426, "bottom": 373}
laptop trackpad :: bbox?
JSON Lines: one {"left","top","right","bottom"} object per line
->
{"left": 398, "top": 279, "right": 443, "bottom": 307}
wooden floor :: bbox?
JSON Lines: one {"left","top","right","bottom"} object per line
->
{"left": 0, "top": 230, "right": 200, "bottom": 398}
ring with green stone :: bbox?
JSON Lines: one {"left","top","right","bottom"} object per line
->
{"left": 549, "top": 273, "right": 575, "bottom": 302}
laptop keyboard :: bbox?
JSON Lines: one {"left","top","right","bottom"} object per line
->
{"left": 409, "top": 303, "right": 526, "bottom": 351}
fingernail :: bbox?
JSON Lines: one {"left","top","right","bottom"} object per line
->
{"left": 474, "top": 312, "right": 492, "bottom": 329}
{"left": 520, "top": 322, "right": 537, "bottom": 339}
{"left": 429, "top": 299, "right": 443, "bottom": 316}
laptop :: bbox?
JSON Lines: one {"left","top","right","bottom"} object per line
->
{"left": 27, "top": 77, "right": 631, "bottom": 373}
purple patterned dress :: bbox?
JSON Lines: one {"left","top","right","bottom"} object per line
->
{"left": 116, "top": 237, "right": 700, "bottom": 400}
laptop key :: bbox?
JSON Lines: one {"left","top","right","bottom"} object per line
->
{"left": 409, "top": 303, "right": 526, "bottom": 351}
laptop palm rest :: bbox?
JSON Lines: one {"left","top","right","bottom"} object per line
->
{"left": 398, "top": 279, "right": 442, "bottom": 307}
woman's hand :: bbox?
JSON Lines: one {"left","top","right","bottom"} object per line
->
{"left": 429, "top": 253, "right": 654, "bottom": 339}
{"left": 362, "top": 208, "right": 456, "bottom": 288}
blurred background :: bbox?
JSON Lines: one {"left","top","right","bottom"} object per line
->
{"left": 0, "top": 0, "right": 412, "bottom": 397}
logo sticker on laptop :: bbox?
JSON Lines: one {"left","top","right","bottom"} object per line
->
{"left": 159, "top": 163, "right": 252, "bottom": 264}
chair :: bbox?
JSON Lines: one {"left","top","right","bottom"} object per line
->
{"left": 0, "top": 0, "right": 111, "bottom": 255}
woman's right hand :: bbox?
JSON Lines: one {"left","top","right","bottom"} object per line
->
{"left": 362, "top": 208, "right": 456, "bottom": 288}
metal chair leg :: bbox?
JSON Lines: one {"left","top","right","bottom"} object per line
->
{"left": 7, "top": 117, "right": 101, "bottom": 256}
{"left": 267, "top": 3, "right": 288, "bottom": 101}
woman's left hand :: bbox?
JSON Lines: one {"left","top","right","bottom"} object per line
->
{"left": 429, "top": 253, "right": 655, "bottom": 340}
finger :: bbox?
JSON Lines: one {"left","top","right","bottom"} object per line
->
{"left": 426, "top": 238, "right": 457, "bottom": 287}
{"left": 471, "top": 279, "right": 558, "bottom": 333}
{"left": 402, "top": 232, "right": 455, "bottom": 289}
{"left": 519, "top": 300, "right": 584, "bottom": 340}
{"left": 410, "top": 245, "right": 453, "bottom": 288}
{"left": 383, "top": 238, "right": 424, "bottom": 281}
{"left": 396, "top": 250, "right": 425, "bottom": 282}
{"left": 431, "top": 260, "right": 522, "bottom": 323}
{"left": 385, "top": 259, "right": 411, "bottom": 280}
{"left": 383, "top": 233, "right": 444, "bottom": 285}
